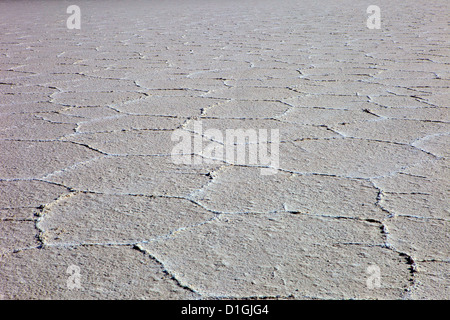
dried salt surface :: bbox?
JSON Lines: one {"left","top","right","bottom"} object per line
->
{"left": 384, "top": 216, "right": 449, "bottom": 261}
{"left": 141, "top": 214, "right": 411, "bottom": 299}
{"left": 37, "top": 193, "right": 215, "bottom": 246}
{"left": 408, "top": 261, "right": 450, "bottom": 300}
{"left": 332, "top": 119, "right": 450, "bottom": 144}
{"left": 0, "top": 220, "right": 40, "bottom": 256}
{"left": 412, "top": 134, "right": 450, "bottom": 158}
{"left": 203, "top": 100, "right": 291, "bottom": 119}
{"left": 373, "top": 160, "right": 449, "bottom": 219}
{"left": 0, "top": 246, "right": 198, "bottom": 299}
{"left": 0, "top": 140, "right": 102, "bottom": 179}
{"left": 280, "top": 138, "right": 433, "bottom": 178}
{"left": 51, "top": 91, "right": 146, "bottom": 108}
{"left": 190, "top": 166, "right": 384, "bottom": 219}
{"left": 0, "top": 180, "right": 69, "bottom": 210}
{"left": 44, "top": 155, "right": 219, "bottom": 196}
{"left": 182, "top": 118, "right": 337, "bottom": 143}
{"left": 1, "top": 0, "right": 449, "bottom": 300}
{"left": 75, "top": 114, "right": 181, "bottom": 133}
{"left": 279, "top": 107, "right": 378, "bottom": 126}
{"left": 116, "top": 96, "right": 224, "bottom": 117}
{"left": 361, "top": 107, "right": 449, "bottom": 122}
{"left": 64, "top": 130, "right": 177, "bottom": 155}
{"left": 0, "top": 101, "right": 62, "bottom": 114}
{"left": 0, "top": 113, "right": 76, "bottom": 140}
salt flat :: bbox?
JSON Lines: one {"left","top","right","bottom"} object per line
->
{"left": 0, "top": 0, "right": 448, "bottom": 300}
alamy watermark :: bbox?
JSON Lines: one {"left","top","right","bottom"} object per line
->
{"left": 366, "top": 265, "right": 381, "bottom": 289}
{"left": 171, "top": 120, "right": 279, "bottom": 175}
{"left": 66, "top": 264, "right": 82, "bottom": 290}
{"left": 67, "top": 5, "right": 81, "bottom": 30}
{"left": 66, "top": 5, "right": 380, "bottom": 31}
{"left": 366, "top": 5, "right": 381, "bottom": 29}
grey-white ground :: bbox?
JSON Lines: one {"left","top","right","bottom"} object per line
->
{"left": 0, "top": 0, "right": 449, "bottom": 299}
